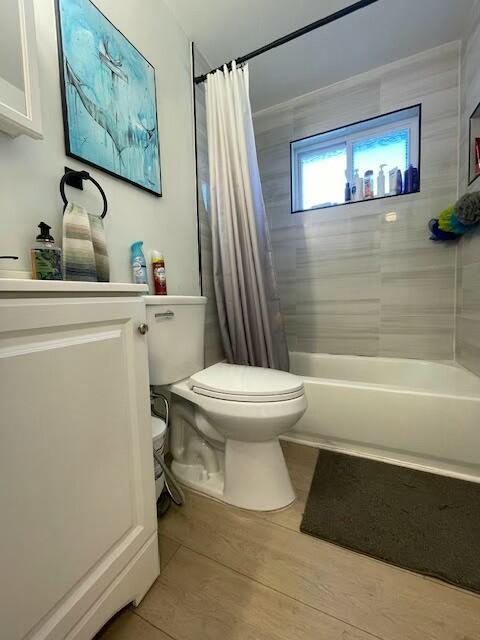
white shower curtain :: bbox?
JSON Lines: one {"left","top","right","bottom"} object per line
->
{"left": 205, "top": 61, "right": 289, "bottom": 371}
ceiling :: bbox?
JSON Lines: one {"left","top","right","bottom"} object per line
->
{"left": 164, "top": 0, "right": 474, "bottom": 111}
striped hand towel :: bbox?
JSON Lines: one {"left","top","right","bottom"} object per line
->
{"left": 63, "top": 202, "right": 110, "bottom": 282}
{"left": 88, "top": 213, "right": 110, "bottom": 282}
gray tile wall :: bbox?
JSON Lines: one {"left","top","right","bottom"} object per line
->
{"left": 254, "top": 42, "right": 460, "bottom": 360}
{"left": 194, "top": 49, "right": 225, "bottom": 367}
{"left": 457, "top": 0, "right": 480, "bottom": 376}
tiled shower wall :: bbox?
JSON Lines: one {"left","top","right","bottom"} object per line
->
{"left": 254, "top": 42, "right": 459, "bottom": 360}
{"left": 194, "top": 49, "right": 225, "bottom": 367}
{"left": 456, "top": 0, "right": 480, "bottom": 376}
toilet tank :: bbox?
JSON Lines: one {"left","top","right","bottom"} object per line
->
{"left": 144, "top": 295, "right": 207, "bottom": 386}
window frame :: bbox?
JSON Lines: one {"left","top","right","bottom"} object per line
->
{"left": 290, "top": 104, "right": 422, "bottom": 214}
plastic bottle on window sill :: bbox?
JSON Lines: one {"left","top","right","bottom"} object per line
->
{"left": 364, "top": 170, "right": 374, "bottom": 199}
{"left": 412, "top": 166, "right": 419, "bottom": 192}
{"left": 353, "top": 169, "right": 363, "bottom": 201}
{"left": 344, "top": 171, "right": 351, "bottom": 202}
{"left": 344, "top": 181, "right": 351, "bottom": 202}
{"left": 389, "top": 168, "right": 397, "bottom": 195}
{"left": 403, "top": 164, "right": 419, "bottom": 194}
{"left": 377, "top": 164, "right": 387, "bottom": 198}
{"left": 404, "top": 166, "right": 411, "bottom": 193}
{"left": 396, "top": 168, "right": 403, "bottom": 195}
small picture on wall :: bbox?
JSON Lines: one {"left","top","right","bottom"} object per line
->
{"left": 468, "top": 101, "right": 480, "bottom": 185}
{"left": 56, "top": 0, "right": 162, "bottom": 196}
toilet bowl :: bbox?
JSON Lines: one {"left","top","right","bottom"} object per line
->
{"left": 169, "top": 363, "right": 306, "bottom": 510}
{"left": 144, "top": 296, "right": 307, "bottom": 511}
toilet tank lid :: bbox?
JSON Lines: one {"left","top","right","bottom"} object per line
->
{"left": 144, "top": 295, "right": 207, "bottom": 305}
{"left": 189, "top": 363, "right": 304, "bottom": 398}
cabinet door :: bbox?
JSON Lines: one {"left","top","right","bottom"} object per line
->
{"left": 0, "top": 297, "right": 158, "bottom": 640}
{"left": 0, "top": 0, "right": 42, "bottom": 138}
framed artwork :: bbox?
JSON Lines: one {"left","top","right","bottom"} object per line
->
{"left": 468, "top": 101, "right": 480, "bottom": 186}
{"left": 56, "top": 0, "right": 162, "bottom": 196}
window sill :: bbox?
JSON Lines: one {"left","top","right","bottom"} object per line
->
{"left": 291, "top": 189, "right": 421, "bottom": 214}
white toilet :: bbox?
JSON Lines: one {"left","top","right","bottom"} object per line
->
{"left": 144, "top": 295, "right": 307, "bottom": 511}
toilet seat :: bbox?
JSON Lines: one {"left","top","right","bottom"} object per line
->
{"left": 188, "top": 362, "right": 304, "bottom": 403}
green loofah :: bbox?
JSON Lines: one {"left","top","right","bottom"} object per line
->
{"left": 438, "top": 206, "right": 455, "bottom": 232}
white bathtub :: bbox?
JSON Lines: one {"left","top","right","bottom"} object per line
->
{"left": 285, "top": 352, "right": 480, "bottom": 482}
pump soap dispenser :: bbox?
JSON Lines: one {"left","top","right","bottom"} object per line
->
{"left": 31, "top": 222, "right": 62, "bottom": 280}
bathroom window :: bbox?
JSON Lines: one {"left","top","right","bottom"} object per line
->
{"left": 291, "top": 104, "right": 421, "bottom": 213}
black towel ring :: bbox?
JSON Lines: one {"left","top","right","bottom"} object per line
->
{"left": 60, "top": 168, "right": 108, "bottom": 219}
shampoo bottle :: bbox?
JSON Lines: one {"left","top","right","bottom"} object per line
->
{"left": 364, "top": 170, "right": 374, "bottom": 199}
{"left": 396, "top": 169, "right": 403, "bottom": 195}
{"left": 31, "top": 222, "right": 62, "bottom": 280}
{"left": 151, "top": 250, "right": 167, "bottom": 295}
{"left": 389, "top": 168, "right": 397, "bottom": 195}
{"left": 377, "top": 164, "right": 387, "bottom": 197}
{"left": 131, "top": 241, "right": 147, "bottom": 285}
{"left": 411, "top": 166, "right": 419, "bottom": 192}
{"left": 404, "top": 164, "right": 418, "bottom": 194}
{"left": 344, "top": 182, "right": 351, "bottom": 202}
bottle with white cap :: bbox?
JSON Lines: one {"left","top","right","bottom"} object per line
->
{"left": 377, "top": 164, "right": 387, "bottom": 197}
{"left": 151, "top": 250, "right": 167, "bottom": 295}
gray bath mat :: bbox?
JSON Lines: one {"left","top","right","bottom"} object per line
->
{"left": 301, "top": 450, "right": 480, "bottom": 593}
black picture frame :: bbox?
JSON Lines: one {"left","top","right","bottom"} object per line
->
{"left": 468, "top": 100, "right": 480, "bottom": 187}
{"left": 55, "top": 0, "right": 162, "bottom": 197}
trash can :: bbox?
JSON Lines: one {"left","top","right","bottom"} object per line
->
{"left": 152, "top": 415, "right": 167, "bottom": 500}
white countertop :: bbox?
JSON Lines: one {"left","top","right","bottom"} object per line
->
{"left": 0, "top": 278, "right": 149, "bottom": 294}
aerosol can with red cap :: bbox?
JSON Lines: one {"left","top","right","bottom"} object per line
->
{"left": 151, "top": 250, "right": 167, "bottom": 295}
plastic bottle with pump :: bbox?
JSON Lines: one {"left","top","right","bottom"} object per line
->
{"left": 130, "top": 241, "right": 148, "bottom": 285}
{"left": 377, "top": 164, "right": 387, "bottom": 197}
{"left": 31, "top": 222, "right": 62, "bottom": 280}
{"left": 151, "top": 250, "right": 167, "bottom": 295}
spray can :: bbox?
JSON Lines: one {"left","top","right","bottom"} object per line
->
{"left": 151, "top": 250, "right": 167, "bottom": 295}
{"left": 131, "top": 241, "right": 147, "bottom": 285}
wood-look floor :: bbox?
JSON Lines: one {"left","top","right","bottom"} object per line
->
{"left": 97, "top": 442, "right": 480, "bottom": 640}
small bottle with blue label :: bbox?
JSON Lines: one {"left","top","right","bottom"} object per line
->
{"left": 130, "top": 241, "right": 148, "bottom": 285}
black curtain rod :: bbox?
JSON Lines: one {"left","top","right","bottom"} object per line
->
{"left": 194, "top": 0, "right": 380, "bottom": 84}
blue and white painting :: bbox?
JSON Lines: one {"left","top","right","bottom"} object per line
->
{"left": 57, "top": 0, "right": 161, "bottom": 195}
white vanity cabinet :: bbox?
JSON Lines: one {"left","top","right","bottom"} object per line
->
{"left": 0, "top": 281, "right": 159, "bottom": 640}
{"left": 0, "top": 0, "right": 42, "bottom": 138}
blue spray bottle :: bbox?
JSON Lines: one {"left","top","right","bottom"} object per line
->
{"left": 131, "top": 241, "right": 148, "bottom": 284}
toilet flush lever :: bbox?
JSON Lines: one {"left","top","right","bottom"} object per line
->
{"left": 155, "top": 310, "right": 175, "bottom": 320}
